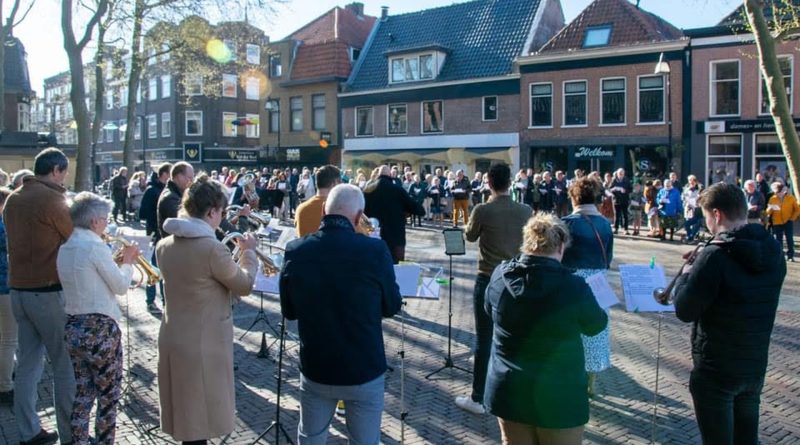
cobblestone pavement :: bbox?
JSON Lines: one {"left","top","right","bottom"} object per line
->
{"left": 1, "top": 224, "right": 799, "bottom": 445}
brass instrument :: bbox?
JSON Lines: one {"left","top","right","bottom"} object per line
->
{"left": 653, "top": 239, "right": 712, "bottom": 305}
{"left": 357, "top": 215, "right": 380, "bottom": 236}
{"left": 102, "top": 233, "right": 162, "bottom": 287}
{"left": 220, "top": 232, "right": 281, "bottom": 276}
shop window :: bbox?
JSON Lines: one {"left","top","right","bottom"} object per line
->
{"left": 483, "top": 96, "right": 497, "bottom": 121}
{"left": 601, "top": 78, "right": 625, "bottom": 125}
{"left": 760, "top": 56, "right": 792, "bottom": 115}
{"left": 422, "top": 100, "right": 443, "bottom": 133}
{"left": 563, "top": 81, "right": 586, "bottom": 126}
{"left": 711, "top": 60, "right": 739, "bottom": 117}
{"left": 754, "top": 134, "right": 788, "bottom": 183}
{"left": 530, "top": 83, "right": 552, "bottom": 127}
{"left": 388, "top": 104, "right": 407, "bottom": 135}
{"left": 707, "top": 135, "right": 741, "bottom": 185}
{"left": 356, "top": 106, "right": 373, "bottom": 136}
{"left": 638, "top": 75, "right": 664, "bottom": 123}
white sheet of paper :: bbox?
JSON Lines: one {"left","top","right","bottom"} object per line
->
{"left": 619, "top": 264, "right": 672, "bottom": 312}
{"left": 278, "top": 183, "right": 287, "bottom": 190}
{"left": 661, "top": 198, "right": 670, "bottom": 204}
{"left": 453, "top": 188, "right": 464, "bottom": 194}
{"left": 769, "top": 204, "right": 781, "bottom": 211}
{"left": 416, "top": 277, "right": 440, "bottom": 299}
{"left": 253, "top": 270, "right": 280, "bottom": 294}
{"left": 585, "top": 272, "right": 619, "bottom": 309}
{"left": 515, "top": 183, "right": 526, "bottom": 189}
{"left": 394, "top": 264, "right": 421, "bottom": 297}
{"left": 273, "top": 227, "right": 297, "bottom": 250}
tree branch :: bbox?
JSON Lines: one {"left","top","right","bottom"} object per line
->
{"left": 76, "top": 0, "right": 110, "bottom": 50}
{"left": 11, "top": 1, "right": 37, "bottom": 28}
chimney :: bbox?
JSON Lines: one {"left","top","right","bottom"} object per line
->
{"left": 381, "top": 6, "right": 389, "bottom": 21}
{"left": 346, "top": 2, "right": 364, "bottom": 17}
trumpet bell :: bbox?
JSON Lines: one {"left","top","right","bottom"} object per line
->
{"left": 652, "top": 287, "right": 672, "bottom": 306}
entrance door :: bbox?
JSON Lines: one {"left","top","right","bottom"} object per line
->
{"left": 576, "top": 158, "right": 614, "bottom": 174}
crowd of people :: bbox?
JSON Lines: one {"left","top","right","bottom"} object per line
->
{"left": 0, "top": 146, "right": 794, "bottom": 445}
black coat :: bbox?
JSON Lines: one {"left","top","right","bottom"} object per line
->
{"left": 139, "top": 179, "right": 165, "bottom": 238}
{"left": 610, "top": 177, "right": 632, "bottom": 206}
{"left": 484, "top": 255, "right": 607, "bottom": 428}
{"left": 157, "top": 181, "right": 182, "bottom": 239}
{"left": 674, "top": 224, "right": 786, "bottom": 378}
{"left": 364, "top": 176, "right": 424, "bottom": 249}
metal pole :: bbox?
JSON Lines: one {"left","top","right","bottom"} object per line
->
{"left": 142, "top": 115, "right": 147, "bottom": 174}
{"left": 667, "top": 71, "right": 673, "bottom": 171}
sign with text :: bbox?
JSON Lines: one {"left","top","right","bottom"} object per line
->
{"left": 701, "top": 119, "right": 800, "bottom": 134}
{"left": 203, "top": 147, "right": 262, "bottom": 163}
{"left": 183, "top": 143, "right": 202, "bottom": 163}
{"left": 574, "top": 146, "right": 615, "bottom": 159}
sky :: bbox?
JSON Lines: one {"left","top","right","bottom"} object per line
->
{"left": 12, "top": 0, "right": 743, "bottom": 96}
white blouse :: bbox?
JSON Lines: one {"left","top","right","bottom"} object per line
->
{"left": 57, "top": 228, "right": 133, "bottom": 322}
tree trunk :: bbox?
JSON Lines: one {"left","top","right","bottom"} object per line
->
{"left": 122, "top": 0, "right": 146, "bottom": 172}
{"left": 0, "top": 32, "right": 6, "bottom": 133}
{"left": 745, "top": 0, "right": 800, "bottom": 192}
{"left": 92, "top": 17, "right": 111, "bottom": 189}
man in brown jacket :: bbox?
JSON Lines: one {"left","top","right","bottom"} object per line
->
{"left": 4, "top": 148, "right": 74, "bottom": 445}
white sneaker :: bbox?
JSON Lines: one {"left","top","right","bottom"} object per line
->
{"left": 454, "top": 395, "right": 485, "bottom": 414}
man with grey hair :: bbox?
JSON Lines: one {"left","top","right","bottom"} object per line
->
{"left": 744, "top": 179, "right": 766, "bottom": 225}
{"left": 10, "top": 169, "right": 33, "bottom": 190}
{"left": 280, "top": 183, "right": 402, "bottom": 444}
{"left": 4, "top": 147, "right": 74, "bottom": 445}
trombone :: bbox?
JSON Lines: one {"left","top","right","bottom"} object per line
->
{"left": 102, "top": 233, "right": 162, "bottom": 287}
{"left": 220, "top": 231, "right": 282, "bottom": 276}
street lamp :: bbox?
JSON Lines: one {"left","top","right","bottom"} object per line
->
{"left": 265, "top": 98, "right": 280, "bottom": 155}
{"left": 654, "top": 52, "right": 673, "bottom": 172}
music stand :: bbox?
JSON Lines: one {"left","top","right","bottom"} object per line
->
{"left": 250, "top": 317, "right": 294, "bottom": 445}
{"left": 426, "top": 228, "right": 471, "bottom": 379}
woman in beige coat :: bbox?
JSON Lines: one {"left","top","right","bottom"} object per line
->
{"left": 156, "top": 176, "right": 258, "bottom": 445}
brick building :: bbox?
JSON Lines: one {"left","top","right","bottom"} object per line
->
{"left": 517, "top": 0, "right": 687, "bottom": 179}
{"left": 339, "top": 0, "right": 564, "bottom": 176}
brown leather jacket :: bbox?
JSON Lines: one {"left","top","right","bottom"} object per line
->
{"left": 4, "top": 176, "right": 73, "bottom": 289}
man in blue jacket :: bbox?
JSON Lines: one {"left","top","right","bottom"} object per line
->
{"left": 280, "top": 183, "right": 403, "bottom": 445}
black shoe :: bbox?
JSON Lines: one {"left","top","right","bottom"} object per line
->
{"left": 19, "top": 429, "right": 58, "bottom": 445}
{"left": 0, "top": 390, "right": 11, "bottom": 405}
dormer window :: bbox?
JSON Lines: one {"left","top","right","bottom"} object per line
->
{"left": 390, "top": 53, "right": 436, "bottom": 83}
{"left": 583, "top": 25, "right": 612, "bottom": 48}
{"left": 350, "top": 47, "right": 361, "bottom": 63}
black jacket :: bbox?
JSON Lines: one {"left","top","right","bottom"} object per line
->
{"left": 279, "top": 215, "right": 402, "bottom": 385}
{"left": 674, "top": 224, "right": 786, "bottom": 378}
{"left": 139, "top": 178, "right": 165, "bottom": 238}
{"left": 483, "top": 255, "right": 607, "bottom": 428}
{"left": 157, "top": 181, "right": 182, "bottom": 239}
{"left": 610, "top": 177, "right": 632, "bottom": 206}
{"left": 364, "top": 176, "right": 424, "bottom": 249}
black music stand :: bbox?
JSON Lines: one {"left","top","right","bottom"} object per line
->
{"left": 426, "top": 228, "right": 471, "bottom": 379}
{"left": 250, "top": 317, "right": 294, "bottom": 445}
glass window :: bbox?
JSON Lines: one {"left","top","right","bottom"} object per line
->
{"left": 161, "top": 75, "right": 171, "bottom": 99}
{"left": 356, "top": 107, "right": 373, "bottom": 136}
{"left": 601, "top": 78, "right": 626, "bottom": 125}
{"left": 246, "top": 44, "right": 260, "bottom": 64}
{"left": 222, "top": 73, "right": 237, "bottom": 98}
{"left": 148, "top": 114, "right": 157, "bottom": 139}
{"left": 638, "top": 75, "right": 664, "bottom": 123}
{"left": 148, "top": 78, "right": 157, "bottom": 100}
{"left": 707, "top": 135, "right": 741, "bottom": 185}
{"left": 161, "top": 43, "right": 170, "bottom": 62}
{"left": 391, "top": 54, "right": 436, "bottom": 83}
{"left": 388, "top": 104, "right": 407, "bottom": 134}
{"left": 290, "top": 96, "right": 303, "bottom": 131}
{"left": 118, "top": 119, "right": 126, "bottom": 141}
{"left": 711, "top": 60, "right": 740, "bottom": 116}
{"left": 391, "top": 59, "right": 405, "bottom": 82}
{"left": 186, "top": 73, "right": 203, "bottom": 96}
{"left": 760, "top": 56, "right": 792, "bottom": 114}
{"left": 134, "top": 119, "right": 141, "bottom": 140}
{"left": 312, "top": 94, "right": 326, "bottom": 131}
{"left": 584, "top": 26, "right": 612, "bottom": 48}
{"left": 563, "top": 81, "right": 586, "bottom": 126}
{"left": 269, "top": 54, "right": 282, "bottom": 77}
{"left": 223, "top": 112, "right": 237, "bottom": 137}
{"left": 422, "top": 100, "right": 443, "bottom": 133}
{"left": 105, "top": 60, "right": 114, "bottom": 80}
{"left": 103, "top": 121, "right": 114, "bottom": 142}
{"left": 350, "top": 48, "right": 361, "bottom": 63}
{"left": 268, "top": 101, "right": 280, "bottom": 133}
{"left": 246, "top": 113, "right": 260, "bottom": 138}
{"left": 147, "top": 47, "right": 156, "bottom": 65}
{"left": 185, "top": 110, "right": 202, "bottom": 136}
{"left": 755, "top": 134, "right": 788, "bottom": 183}
{"left": 483, "top": 96, "right": 498, "bottom": 121}
{"left": 223, "top": 39, "right": 236, "bottom": 60}
{"left": 420, "top": 55, "right": 434, "bottom": 79}
{"left": 405, "top": 58, "right": 419, "bottom": 81}
{"left": 530, "top": 83, "right": 552, "bottom": 127}
{"left": 105, "top": 90, "right": 114, "bottom": 110}
{"left": 120, "top": 86, "right": 128, "bottom": 105}
{"left": 161, "top": 112, "right": 171, "bottom": 137}
{"left": 246, "top": 77, "right": 259, "bottom": 100}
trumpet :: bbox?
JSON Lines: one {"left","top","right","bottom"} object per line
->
{"left": 357, "top": 215, "right": 380, "bottom": 236}
{"left": 102, "top": 233, "right": 163, "bottom": 287}
{"left": 220, "top": 231, "right": 281, "bottom": 276}
{"left": 226, "top": 205, "right": 271, "bottom": 229}
{"left": 653, "top": 238, "right": 713, "bottom": 305}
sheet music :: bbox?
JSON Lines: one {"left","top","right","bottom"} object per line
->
{"left": 619, "top": 264, "right": 673, "bottom": 312}
{"left": 253, "top": 270, "right": 280, "bottom": 294}
{"left": 394, "top": 264, "right": 421, "bottom": 297}
{"left": 585, "top": 272, "right": 619, "bottom": 309}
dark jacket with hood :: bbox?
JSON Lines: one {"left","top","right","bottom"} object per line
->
{"left": 364, "top": 176, "right": 424, "bottom": 250}
{"left": 157, "top": 180, "right": 182, "bottom": 239}
{"left": 673, "top": 224, "right": 786, "bottom": 378}
{"left": 140, "top": 173, "right": 165, "bottom": 238}
{"left": 483, "top": 255, "right": 608, "bottom": 428}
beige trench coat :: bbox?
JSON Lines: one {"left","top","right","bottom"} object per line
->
{"left": 155, "top": 217, "right": 257, "bottom": 441}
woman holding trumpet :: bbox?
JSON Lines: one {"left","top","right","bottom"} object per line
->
{"left": 57, "top": 192, "right": 139, "bottom": 445}
{"left": 156, "top": 175, "right": 258, "bottom": 445}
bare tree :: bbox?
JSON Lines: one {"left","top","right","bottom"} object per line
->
{"left": 743, "top": 0, "right": 800, "bottom": 191}
{"left": 62, "top": 0, "right": 109, "bottom": 191}
{"left": 0, "top": 0, "right": 36, "bottom": 132}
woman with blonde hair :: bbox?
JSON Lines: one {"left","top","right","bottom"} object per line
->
{"left": 484, "top": 213, "right": 607, "bottom": 445}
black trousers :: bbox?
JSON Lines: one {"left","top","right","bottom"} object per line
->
{"left": 690, "top": 368, "right": 765, "bottom": 445}
{"left": 112, "top": 195, "right": 127, "bottom": 221}
{"left": 470, "top": 274, "right": 493, "bottom": 403}
{"left": 614, "top": 203, "right": 629, "bottom": 230}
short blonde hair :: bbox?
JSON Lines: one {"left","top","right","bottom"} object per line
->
{"left": 522, "top": 214, "right": 571, "bottom": 256}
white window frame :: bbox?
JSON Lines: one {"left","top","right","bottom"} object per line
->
{"left": 160, "top": 43, "right": 170, "bottom": 62}
{"left": 104, "top": 120, "right": 114, "bottom": 142}
{"left": 599, "top": 76, "right": 626, "bottom": 126}
{"left": 222, "top": 112, "right": 237, "bottom": 137}
{"left": 105, "top": 90, "right": 114, "bottom": 110}
{"left": 161, "top": 75, "right": 171, "bottom": 99}
{"left": 245, "top": 77, "right": 259, "bottom": 101}
{"left": 758, "top": 54, "right": 793, "bottom": 116}
{"left": 246, "top": 44, "right": 260, "bottom": 64}
{"left": 246, "top": 113, "right": 260, "bottom": 138}
{"left": 482, "top": 96, "right": 498, "bottom": 122}
{"left": 752, "top": 133, "right": 788, "bottom": 180}
{"left": 134, "top": 119, "right": 141, "bottom": 140}
{"left": 147, "top": 114, "right": 157, "bottom": 139}
{"left": 148, "top": 77, "right": 157, "bottom": 101}
{"left": 186, "top": 73, "right": 203, "bottom": 96}
{"left": 709, "top": 59, "right": 741, "bottom": 118}
{"left": 388, "top": 53, "right": 436, "bottom": 84}
{"left": 705, "top": 133, "right": 742, "bottom": 186}
{"left": 161, "top": 112, "right": 171, "bottom": 137}
{"left": 120, "top": 86, "right": 128, "bottom": 106}
{"left": 222, "top": 73, "right": 238, "bottom": 98}
{"left": 185, "top": 110, "right": 203, "bottom": 136}
{"left": 636, "top": 74, "right": 665, "bottom": 125}
{"left": 312, "top": 94, "right": 326, "bottom": 131}
{"left": 562, "top": 80, "right": 588, "bottom": 128}
{"left": 420, "top": 100, "right": 444, "bottom": 134}
{"left": 355, "top": 106, "right": 374, "bottom": 137}
{"left": 290, "top": 96, "right": 303, "bottom": 131}
{"left": 387, "top": 103, "right": 408, "bottom": 135}
{"left": 118, "top": 119, "right": 126, "bottom": 141}
{"left": 529, "top": 82, "right": 554, "bottom": 129}
{"left": 269, "top": 54, "right": 282, "bottom": 77}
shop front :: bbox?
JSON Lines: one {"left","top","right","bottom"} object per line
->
{"left": 529, "top": 144, "right": 670, "bottom": 179}
{"left": 342, "top": 146, "right": 518, "bottom": 177}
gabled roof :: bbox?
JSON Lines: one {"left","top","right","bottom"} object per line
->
{"left": 284, "top": 5, "right": 376, "bottom": 83}
{"left": 4, "top": 37, "right": 32, "bottom": 96}
{"left": 347, "top": 0, "right": 548, "bottom": 92}
{"left": 537, "top": 0, "right": 682, "bottom": 54}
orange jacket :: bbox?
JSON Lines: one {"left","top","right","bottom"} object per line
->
{"left": 766, "top": 193, "right": 800, "bottom": 226}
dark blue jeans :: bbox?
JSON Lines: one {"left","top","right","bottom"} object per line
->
{"left": 689, "top": 369, "right": 765, "bottom": 445}
{"left": 144, "top": 248, "right": 163, "bottom": 305}
{"left": 684, "top": 213, "right": 703, "bottom": 241}
{"left": 773, "top": 221, "right": 795, "bottom": 259}
{"left": 471, "top": 274, "right": 492, "bottom": 403}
